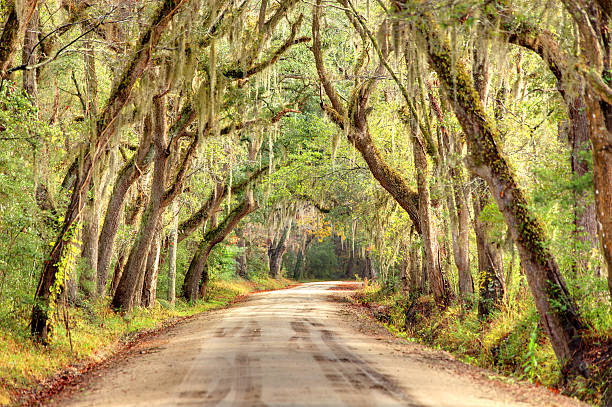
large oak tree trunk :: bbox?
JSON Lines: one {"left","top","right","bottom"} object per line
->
{"left": 411, "top": 120, "right": 450, "bottom": 305}
{"left": 415, "top": 13, "right": 586, "bottom": 373}
{"left": 473, "top": 179, "right": 505, "bottom": 318}
{"left": 112, "top": 94, "right": 169, "bottom": 312}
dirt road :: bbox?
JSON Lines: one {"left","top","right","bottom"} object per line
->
{"left": 56, "top": 282, "right": 587, "bottom": 407}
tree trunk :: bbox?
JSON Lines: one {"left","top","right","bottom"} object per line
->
{"left": 293, "top": 233, "right": 313, "bottom": 279}
{"left": 428, "top": 86, "right": 473, "bottom": 300}
{"left": 268, "top": 244, "right": 286, "bottom": 279}
{"left": 0, "top": 0, "right": 38, "bottom": 78}
{"left": 182, "top": 195, "right": 257, "bottom": 302}
{"left": 472, "top": 178, "right": 505, "bottom": 318}
{"left": 416, "top": 14, "right": 586, "bottom": 373}
{"left": 400, "top": 242, "right": 410, "bottom": 295}
{"left": 141, "top": 234, "right": 161, "bottom": 308}
{"left": 112, "top": 94, "right": 169, "bottom": 312}
{"left": 582, "top": 89, "right": 612, "bottom": 299}
{"left": 235, "top": 229, "right": 248, "bottom": 278}
{"left": 454, "top": 185, "right": 473, "bottom": 298}
{"left": 110, "top": 251, "right": 127, "bottom": 298}
{"left": 21, "top": 8, "right": 38, "bottom": 104}
{"left": 199, "top": 263, "right": 210, "bottom": 300}
{"left": 469, "top": 19, "right": 501, "bottom": 312}
{"left": 345, "top": 248, "right": 354, "bottom": 280}
{"left": 79, "top": 201, "right": 99, "bottom": 298}
{"left": 167, "top": 200, "right": 179, "bottom": 305}
{"left": 77, "top": 28, "right": 103, "bottom": 299}
{"left": 410, "top": 118, "right": 451, "bottom": 305}
{"left": 409, "top": 240, "right": 421, "bottom": 294}
{"left": 364, "top": 252, "right": 376, "bottom": 280}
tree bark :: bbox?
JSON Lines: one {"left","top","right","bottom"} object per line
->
{"left": 414, "top": 12, "right": 586, "bottom": 373}
{"left": 409, "top": 240, "right": 421, "bottom": 294}
{"left": 182, "top": 195, "right": 257, "bottom": 302}
{"left": 472, "top": 178, "right": 505, "bottom": 318}
{"left": 167, "top": 200, "right": 179, "bottom": 304}
{"left": 110, "top": 251, "right": 127, "bottom": 298}
{"left": 235, "top": 226, "right": 248, "bottom": 278}
{"left": 198, "top": 263, "right": 210, "bottom": 300}
{"left": 141, "top": 233, "right": 161, "bottom": 308}
{"left": 454, "top": 186, "right": 473, "bottom": 297}
{"left": 79, "top": 200, "right": 99, "bottom": 298}
{"left": 21, "top": 8, "right": 38, "bottom": 104}
{"left": 567, "top": 98, "right": 598, "bottom": 274}
{"left": 96, "top": 118, "right": 154, "bottom": 296}
{"left": 112, "top": 94, "right": 169, "bottom": 312}
{"left": 0, "top": 0, "right": 38, "bottom": 78}
{"left": 410, "top": 118, "right": 451, "bottom": 305}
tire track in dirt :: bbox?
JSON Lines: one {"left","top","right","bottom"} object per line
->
{"left": 233, "top": 320, "right": 266, "bottom": 407}
{"left": 288, "top": 314, "right": 420, "bottom": 407}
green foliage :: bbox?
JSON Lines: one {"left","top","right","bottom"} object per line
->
{"left": 353, "top": 285, "right": 563, "bottom": 388}
{"left": 207, "top": 239, "right": 241, "bottom": 281}
{"left": 0, "top": 82, "right": 62, "bottom": 330}
{"left": 303, "top": 237, "right": 340, "bottom": 280}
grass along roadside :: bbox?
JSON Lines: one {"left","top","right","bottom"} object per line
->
{"left": 0, "top": 277, "right": 293, "bottom": 406}
{"left": 349, "top": 281, "right": 611, "bottom": 407}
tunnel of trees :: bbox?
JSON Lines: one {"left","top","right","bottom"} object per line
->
{"left": 0, "top": 0, "right": 610, "bottom": 403}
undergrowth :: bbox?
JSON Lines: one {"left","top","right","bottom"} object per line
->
{"left": 0, "top": 277, "right": 291, "bottom": 405}
{"left": 352, "top": 280, "right": 611, "bottom": 406}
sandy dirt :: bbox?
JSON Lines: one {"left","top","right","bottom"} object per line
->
{"left": 51, "top": 282, "right": 589, "bottom": 407}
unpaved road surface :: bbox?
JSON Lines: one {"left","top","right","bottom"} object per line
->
{"left": 55, "top": 282, "right": 588, "bottom": 407}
